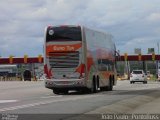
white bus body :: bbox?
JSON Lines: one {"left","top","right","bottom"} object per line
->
{"left": 44, "top": 25, "right": 117, "bottom": 94}
{"left": 158, "top": 62, "right": 160, "bottom": 80}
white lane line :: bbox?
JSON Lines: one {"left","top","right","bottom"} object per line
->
{"left": 0, "top": 100, "right": 18, "bottom": 103}
{"left": 40, "top": 95, "right": 63, "bottom": 98}
{"left": 0, "top": 95, "right": 100, "bottom": 112}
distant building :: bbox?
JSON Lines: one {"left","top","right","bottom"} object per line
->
{"left": 0, "top": 65, "right": 17, "bottom": 76}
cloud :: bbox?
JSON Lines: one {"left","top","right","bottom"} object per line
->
{"left": 147, "top": 13, "right": 160, "bottom": 22}
{"left": 0, "top": 0, "right": 160, "bottom": 57}
{"left": 118, "top": 37, "right": 160, "bottom": 55}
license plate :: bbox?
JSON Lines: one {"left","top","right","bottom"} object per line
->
{"left": 62, "top": 81, "right": 68, "bottom": 84}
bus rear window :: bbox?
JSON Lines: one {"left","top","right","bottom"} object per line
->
{"left": 46, "top": 26, "right": 82, "bottom": 42}
{"left": 132, "top": 71, "right": 143, "bottom": 74}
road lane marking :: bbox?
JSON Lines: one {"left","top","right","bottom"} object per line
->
{"left": 0, "top": 100, "right": 18, "bottom": 103}
{"left": 0, "top": 95, "right": 100, "bottom": 112}
{"left": 40, "top": 95, "right": 63, "bottom": 98}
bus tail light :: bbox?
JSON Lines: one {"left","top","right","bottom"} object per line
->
{"left": 76, "top": 64, "right": 85, "bottom": 78}
{"left": 79, "top": 73, "right": 85, "bottom": 79}
{"left": 44, "top": 64, "right": 53, "bottom": 79}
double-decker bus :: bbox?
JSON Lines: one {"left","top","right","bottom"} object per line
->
{"left": 44, "top": 25, "right": 117, "bottom": 94}
{"left": 158, "top": 61, "right": 160, "bottom": 81}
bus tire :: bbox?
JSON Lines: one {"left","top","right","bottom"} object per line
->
{"left": 97, "top": 76, "right": 100, "bottom": 90}
{"left": 143, "top": 81, "right": 147, "bottom": 84}
{"left": 91, "top": 76, "right": 97, "bottom": 93}
{"left": 61, "top": 90, "right": 68, "bottom": 94}
{"left": 53, "top": 89, "right": 68, "bottom": 95}
{"left": 108, "top": 77, "right": 113, "bottom": 91}
{"left": 53, "top": 88, "right": 60, "bottom": 95}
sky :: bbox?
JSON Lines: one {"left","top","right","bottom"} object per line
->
{"left": 0, "top": 0, "right": 160, "bottom": 57}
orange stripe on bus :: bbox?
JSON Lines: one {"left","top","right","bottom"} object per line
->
{"left": 46, "top": 43, "right": 82, "bottom": 55}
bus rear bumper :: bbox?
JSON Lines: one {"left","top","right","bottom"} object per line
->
{"left": 45, "top": 78, "right": 86, "bottom": 89}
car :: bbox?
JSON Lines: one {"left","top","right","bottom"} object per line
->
{"left": 130, "top": 70, "right": 147, "bottom": 84}
{"left": 23, "top": 70, "right": 32, "bottom": 81}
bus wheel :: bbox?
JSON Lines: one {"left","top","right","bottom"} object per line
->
{"left": 91, "top": 76, "right": 97, "bottom": 93}
{"left": 61, "top": 90, "right": 68, "bottom": 94}
{"left": 107, "top": 78, "right": 113, "bottom": 91}
{"left": 53, "top": 89, "right": 68, "bottom": 95}
{"left": 53, "top": 88, "right": 60, "bottom": 95}
{"left": 97, "top": 76, "right": 100, "bottom": 91}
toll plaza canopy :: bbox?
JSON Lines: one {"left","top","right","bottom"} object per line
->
{"left": 116, "top": 54, "right": 160, "bottom": 61}
{"left": 0, "top": 54, "right": 160, "bottom": 64}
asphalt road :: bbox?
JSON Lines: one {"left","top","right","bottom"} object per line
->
{"left": 0, "top": 80, "right": 160, "bottom": 120}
